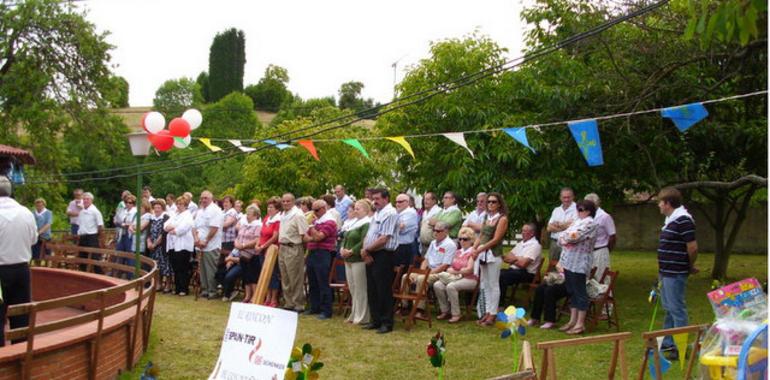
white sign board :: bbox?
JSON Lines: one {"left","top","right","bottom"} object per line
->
{"left": 209, "top": 303, "right": 298, "bottom": 380}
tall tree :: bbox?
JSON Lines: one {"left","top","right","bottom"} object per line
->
{"left": 104, "top": 75, "right": 130, "bottom": 108}
{"left": 208, "top": 28, "right": 246, "bottom": 102}
{"left": 0, "top": 0, "right": 133, "bottom": 208}
{"left": 245, "top": 64, "right": 292, "bottom": 112}
{"left": 196, "top": 71, "right": 210, "bottom": 103}
{"left": 152, "top": 77, "right": 203, "bottom": 118}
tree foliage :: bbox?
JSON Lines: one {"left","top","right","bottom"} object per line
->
{"left": 104, "top": 76, "right": 129, "bottom": 108}
{"left": 196, "top": 71, "right": 210, "bottom": 103}
{"left": 0, "top": 0, "right": 133, "bottom": 210}
{"left": 680, "top": 0, "right": 767, "bottom": 46}
{"left": 244, "top": 64, "right": 292, "bottom": 112}
{"left": 208, "top": 28, "right": 246, "bottom": 102}
{"left": 152, "top": 77, "right": 203, "bottom": 118}
{"left": 337, "top": 81, "right": 378, "bottom": 117}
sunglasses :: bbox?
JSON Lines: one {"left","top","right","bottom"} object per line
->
{"left": 458, "top": 237, "right": 471, "bottom": 241}
{"left": 487, "top": 200, "right": 499, "bottom": 204}
{"left": 578, "top": 208, "right": 587, "bottom": 212}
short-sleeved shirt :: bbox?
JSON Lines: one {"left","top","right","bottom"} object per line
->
{"left": 509, "top": 238, "right": 543, "bottom": 274}
{"left": 594, "top": 208, "right": 616, "bottom": 248}
{"left": 259, "top": 215, "right": 280, "bottom": 248}
{"left": 396, "top": 207, "right": 419, "bottom": 245}
{"left": 194, "top": 203, "right": 223, "bottom": 251}
{"left": 658, "top": 216, "right": 696, "bottom": 276}
{"left": 221, "top": 208, "right": 239, "bottom": 243}
{"left": 335, "top": 195, "right": 354, "bottom": 222}
{"left": 419, "top": 205, "right": 442, "bottom": 245}
{"left": 425, "top": 237, "right": 457, "bottom": 269}
{"left": 307, "top": 215, "right": 337, "bottom": 251}
{"left": 279, "top": 208, "right": 309, "bottom": 245}
{"left": 436, "top": 205, "right": 463, "bottom": 238}
{"left": 67, "top": 199, "right": 82, "bottom": 224}
{"left": 364, "top": 203, "right": 399, "bottom": 252}
{"left": 34, "top": 208, "right": 53, "bottom": 240}
{"left": 548, "top": 203, "right": 577, "bottom": 240}
{"left": 0, "top": 197, "right": 38, "bottom": 264}
{"left": 462, "top": 209, "right": 487, "bottom": 228}
{"left": 77, "top": 205, "right": 104, "bottom": 235}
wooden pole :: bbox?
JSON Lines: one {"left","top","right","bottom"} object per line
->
{"left": 252, "top": 245, "right": 278, "bottom": 305}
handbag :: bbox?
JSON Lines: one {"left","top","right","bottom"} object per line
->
{"left": 586, "top": 278, "right": 609, "bottom": 299}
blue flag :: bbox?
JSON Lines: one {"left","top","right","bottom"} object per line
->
{"left": 503, "top": 127, "right": 535, "bottom": 153}
{"left": 660, "top": 102, "right": 709, "bottom": 132}
{"left": 647, "top": 351, "right": 671, "bottom": 380}
{"left": 263, "top": 139, "right": 292, "bottom": 150}
{"left": 568, "top": 120, "right": 603, "bottom": 167}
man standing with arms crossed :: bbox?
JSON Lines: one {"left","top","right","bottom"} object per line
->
{"left": 546, "top": 187, "right": 577, "bottom": 270}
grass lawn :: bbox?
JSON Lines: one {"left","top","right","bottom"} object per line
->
{"left": 120, "top": 251, "right": 767, "bottom": 379}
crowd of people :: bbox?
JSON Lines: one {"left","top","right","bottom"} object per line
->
{"left": 1, "top": 176, "right": 697, "bottom": 355}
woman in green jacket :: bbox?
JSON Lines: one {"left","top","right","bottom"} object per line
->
{"left": 340, "top": 199, "right": 373, "bottom": 325}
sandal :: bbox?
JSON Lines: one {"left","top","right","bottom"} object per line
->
{"left": 481, "top": 315, "right": 496, "bottom": 326}
{"left": 566, "top": 326, "right": 585, "bottom": 335}
{"left": 436, "top": 313, "right": 450, "bottom": 320}
{"left": 448, "top": 315, "right": 462, "bottom": 323}
{"left": 559, "top": 323, "right": 575, "bottom": 332}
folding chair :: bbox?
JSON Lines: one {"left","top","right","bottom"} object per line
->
{"left": 329, "top": 258, "right": 350, "bottom": 316}
{"left": 508, "top": 258, "right": 545, "bottom": 308}
{"left": 586, "top": 269, "right": 620, "bottom": 332}
{"left": 393, "top": 266, "right": 433, "bottom": 330}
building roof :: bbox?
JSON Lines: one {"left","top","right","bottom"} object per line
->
{"left": 0, "top": 144, "right": 36, "bottom": 165}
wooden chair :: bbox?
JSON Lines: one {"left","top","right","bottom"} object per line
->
{"left": 586, "top": 269, "right": 620, "bottom": 332}
{"left": 329, "top": 258, "right": 350, "bottom": 316}
{"left": 557, "top": 267, "right": 599, "bottom": 321}
{"left": 392, "top": 266, "right": 433, "bottom": 330}
{"left": 463, "top": 281, "right": 480, "bottom": 319}
{"left": 508, "top": 258, "right": 546, "bottom": 308}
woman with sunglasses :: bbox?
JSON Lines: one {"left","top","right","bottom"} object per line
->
{"left": 472, "top": 192, "right": 509, "bottom": 326}
{"left": 556, "top": 199, "right": 598, "bottom": 335}
{"left": 433, "top": 227, "right": 478, "bottom": 323}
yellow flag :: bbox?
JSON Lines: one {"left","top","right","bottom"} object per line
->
{"left": 673, "top": 333, "right": 688, "bottom": 370}
{"left": 385, "top": 136, "right": 415, "bottom": 159}
{"left": 198, "top": 138, "right": 222, "bottom": 152}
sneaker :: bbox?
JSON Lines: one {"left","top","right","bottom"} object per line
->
{"left": 200, "top": 291, "right": 209, "bottom": 298}
{"left": 178, "top": 292, "right": 187, "bottom": 296}
{"left": 539, "top": 322, "right": 555, "bottom": 329}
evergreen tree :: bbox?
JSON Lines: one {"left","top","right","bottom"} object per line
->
{"left": 208, "top": 28, "right": 246, "bottom": 102}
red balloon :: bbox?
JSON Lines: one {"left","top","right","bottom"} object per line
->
{"left": 168, "top": 118, "right": 191, "bottom": 138}
{"left": 149, "top": 130, "right": 174, "bottom": 151}
{"left": 141, "top": 112, "right": 149, "bottom": 132}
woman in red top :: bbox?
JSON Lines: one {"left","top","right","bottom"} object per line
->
{"left": 256, "top": 197, "right": 281, "bottom": 307}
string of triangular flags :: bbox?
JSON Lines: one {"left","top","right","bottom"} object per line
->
{"left": 191, "top": 91, "right": 765, "bottom": 167}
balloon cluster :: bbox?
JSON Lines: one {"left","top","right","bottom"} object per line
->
{"left": 142, "top": 109, "right": 203, "bottom": 152}
{"left": 285, "top": 343, "right": 323, "bottom": 380}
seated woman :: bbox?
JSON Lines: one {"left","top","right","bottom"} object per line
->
{"left": 433, "top": 227, "right": 478, "bottom": 323}
{"left": 556, "top": 199, "right": 598, "bottom": 335}
{"left": 528, "top": 271, "right": 568, "bottom": 329}
{"left": 221, "top": 249, "right": 242, "bottom": 301}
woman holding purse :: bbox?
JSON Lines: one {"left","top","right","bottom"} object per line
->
{"left": 433, "top": 227, "right": 478, "bottom": 323}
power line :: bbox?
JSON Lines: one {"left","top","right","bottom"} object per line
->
{"left": 28, "top": 0, "right": 671, "bottom": 182}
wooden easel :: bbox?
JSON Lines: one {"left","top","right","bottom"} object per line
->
{"left": 637, "top": 324, "right": 708, "bottom": 380}
{"left": 251, "top": 245, "right": 279, "bottom": 305}
{"left": 537, "top": 332, "right": 632, "bottom": 380}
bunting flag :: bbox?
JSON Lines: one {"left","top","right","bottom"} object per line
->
{"left": 647, "top": 351, "right": 672, "bottom": 380}
{"left": 385, "top": 136, "right": 415, "bottom": 159}
{"left": 568, "top": 120, "right": 603, "bottom": 166}
{"left": 198, "top": 138, "right": 222, "bottom": 152}
{"left": 672, "top": 333, "right": 689, "bottom": 370}
{"left": 297, "top": 140, "right": 320, "bottom": 161}
{"left": 228, "top": 139, "right": 256, "bottom": 152}
{"left": 263, "top": 139, "right": 293, "bottom": 150}
{"left": 442, "top": 132, "right": 474, "bottom": 158}
{"left": 503, "top": 127, "right": 535, "bottom": 153}
{"left": 342, "top": 139, "right": 370, "bottom": 159}
{"left": 661, "top": 103, "right": 709, "bottom": 132}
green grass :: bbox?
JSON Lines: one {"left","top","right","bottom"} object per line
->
{"left": 120, "top": 252, "right": 767, "bottom": 379}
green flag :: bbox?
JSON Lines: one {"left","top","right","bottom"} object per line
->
{"left": 342, "top": 139, "right": 370, "bottom": 159}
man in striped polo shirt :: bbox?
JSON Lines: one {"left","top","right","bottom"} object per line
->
{"left": 657, "top": 187, "right": 698, "bottom": 361}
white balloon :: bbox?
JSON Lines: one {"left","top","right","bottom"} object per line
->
{"left": 182, "top": 109, "right": 203, "bottom": 130}
{"left": 145, "top": 112, "right": 166, "bottom": 134}
{"left": 173, "top": 135, "right": 192, "bottom": 149}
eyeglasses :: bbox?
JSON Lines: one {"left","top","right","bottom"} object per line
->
{"left": 396, "top": 200, "right": 407, "bottom": 203}
{"left": 458, "top": 237, "right": 470, "bottom": 241}
{"left": 433, "top": 229, "right": 446, "bottom": 233}
{"left": 487, "top": 200, "right": 499, "bottom": 204}
{"left": 578, "top": 208, "right": 586, "bottom": 212}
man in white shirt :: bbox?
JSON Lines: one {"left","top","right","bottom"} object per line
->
{"left": 77, "top": 192, "right": 105, "bottom": 273}
{"left": 584, "top": 193, "right": 617, "bottom": 281}
{"left": 0, "top": 176, "right": 37, "bottom": 346}
{"left": 418, "top": 192, "right": 441, "bottom": 254}
{"left": 193, "top": 190, "right": 223, "bottom": 299}
{"left": 462, "top": 192, "right": 487, "bottom": 233}
{"left": 546, "top": 187, "right": 577, "bottom": 270}
{"left": 499, "top": 223, "right": 543, "bottom": 304}
{"left": 183, "top": 192, "right": 198, "bottom": 215}
{"left": 66, "top": 188, "right": 84, "bottom": 235}
{"left": 401, "top": 221, "right": 456, "bottom": 315}
{"left": 394, "top": 193, "right": 419, "bottom": 268}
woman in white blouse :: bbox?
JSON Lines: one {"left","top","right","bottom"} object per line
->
{"left": 164, "top": 196, "right": 195, "bottom": 296}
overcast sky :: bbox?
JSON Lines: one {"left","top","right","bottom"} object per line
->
{"left": 79, "top": 0, "right": 529, "bottom": 107}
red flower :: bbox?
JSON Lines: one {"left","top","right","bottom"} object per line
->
{"left": 426, "top": 344, "right": 437, "bottom": 357}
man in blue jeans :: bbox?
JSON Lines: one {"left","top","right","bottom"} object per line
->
{"left": 656, "top": 187, "right": 698, "bottom": 361}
